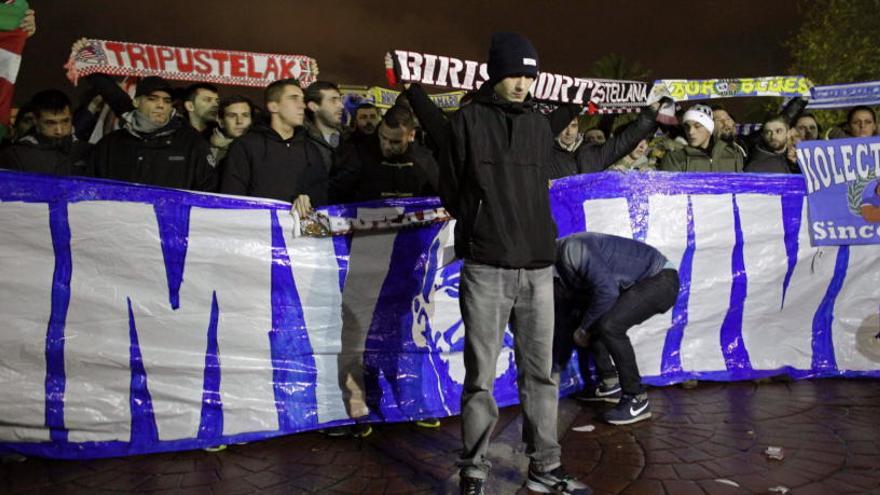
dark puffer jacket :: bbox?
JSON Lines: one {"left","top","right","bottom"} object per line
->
{"left": 555, "top": 232, "right": 669, "bottom": 332}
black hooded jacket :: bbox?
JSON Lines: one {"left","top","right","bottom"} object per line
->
{"left": 441, "top": 85, "right": 560, "bottom": 268}
{"left": 219, "top": 124, "right": 328, "bottom": 205}
{"left": 441, "top": 85, "right": 657, "bottom": 268}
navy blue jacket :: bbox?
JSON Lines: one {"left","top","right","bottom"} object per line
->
{"left": 555, "top": 232, "right": 669, "bottom": 331}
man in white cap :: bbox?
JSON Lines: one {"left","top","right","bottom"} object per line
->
{"left": 659, "top": 104, "right": 743, "bottom": 172}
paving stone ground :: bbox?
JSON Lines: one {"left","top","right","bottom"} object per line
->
{"left": 2, "top": 378, "right": 879, "bottom": 494}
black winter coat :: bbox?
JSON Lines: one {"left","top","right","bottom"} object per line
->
{"left": 441, "top": 87, "right": 561, "bottom": 268}
{"left": 219, "top": 124, "right": 328, "bottom": 205}
{"left": 90, "top": 116, "right": 216, "bottom": 191}
{"left": 404, "top": 84, "right": 589, "bottom": 163}
{"left": 546, "top": 110, "right": 657, "bottom": 180}
{"left": 744, "top": 144, "right": 799, "bottom": 174}
{"left": 330, "top": 134, "right": 438, "bottom": 203}
{"left": 549, "top": 140, "right": 580, "bottom": 179}
{"left": 0, "top": 134, "right": 91, "bottom": 176}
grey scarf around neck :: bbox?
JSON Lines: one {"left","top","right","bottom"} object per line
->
{"left": 556, "top": 134, "right": 583, "bottom": 152}
{"left": 131, "top": 110, "right": 170, "bottom": 135}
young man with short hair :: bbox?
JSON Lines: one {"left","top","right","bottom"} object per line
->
{"left": 304, "top": 80, "right": 346, "bottom": 170}
{"left": 208, "top": 95, "right": 254, "bottom": 162}
{"left": 353, "top": 103, "right": 381, "bottom": 137}
{"left": 745, "top": 116, "right": 798, "bottom": 173}
{"left": 794, "top": 113, "right": 820, "bottom": 141}
{"left": 183, "top": 83, "right": 220, "bottom": 135}
{"left": 220, "top": 78, "right": 327, "bottom": 217}
{"left": 0, "top": 90, "right": 91, "bottom": 176}
{"left": 330, "top": 104, "right": 437, "bottom": 203}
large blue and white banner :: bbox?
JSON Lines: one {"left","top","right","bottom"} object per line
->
{"left": 796, "top": 137, "right": 880, "bottom": 245}
{"left": 1, "top": 170, "right": 879, "bottom": 460}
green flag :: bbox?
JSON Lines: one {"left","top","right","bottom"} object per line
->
{"left": 0, "top": 0, "right": 29, "bottom": 32}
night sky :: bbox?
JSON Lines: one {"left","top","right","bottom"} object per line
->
{"left": 17, "top": 0, "right": 803, "bottom": 107}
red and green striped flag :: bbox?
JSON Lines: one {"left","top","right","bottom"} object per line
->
{"left": 0, "top": 0, "right": 29, "bottom": 140}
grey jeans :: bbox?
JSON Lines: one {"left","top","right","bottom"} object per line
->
{"left": 457, "top": 261, "right": 561, "bottom": 479}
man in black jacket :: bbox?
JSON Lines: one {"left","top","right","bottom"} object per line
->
{"left": 304, "top": 80, "right": 346, "bottom": 171}
{"left": 549, "top": 105, "right": 657, "bottom": 179}
{"left": 744, "top": 116, "right": 799, "bottom": 174}
{"left": 550, "top": 116, "right": 583, "bottom": 179}
{"left": 330, "top": 105, "right": 437, "bottom": 203}
{"left": 89, "top": 76, "right": 216, "bottom": 191}
{"left": 183, "top": 83, "right": 220, "bottom": 137}
{"left": 442, "top": 32, "right": 590, "bottom": 495}
{"left": 352, "top": 103, "right": 381, "bottom": 138}
{"left": 0, "top": 90, "right": 90, "bottom": 176}
{"left": 555, "top": 232, "right": 679, "bottom": 426}
{"left": 220, "top": 78, "right": 327, "bottom": 216}
{"left": 403, "top": 81, "right": 653, "bottom": 180}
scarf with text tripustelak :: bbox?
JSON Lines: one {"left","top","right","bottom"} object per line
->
{"left": 65, "top": 39, "right": 319, "bottom": 88}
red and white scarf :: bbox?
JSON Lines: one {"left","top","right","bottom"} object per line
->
{"left": 65, "top": 39, "right": 319, "bottom": 88}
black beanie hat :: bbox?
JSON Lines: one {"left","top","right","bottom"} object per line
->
{"left": 487, "top": 32, "right": 539, "bottom": 83}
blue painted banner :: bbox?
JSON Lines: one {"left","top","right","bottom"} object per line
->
{"left": 795, "top": 136, "right": 880, "bottom": 245}
{"left": 1, "top": 170, "right": 879, "bottom": 460}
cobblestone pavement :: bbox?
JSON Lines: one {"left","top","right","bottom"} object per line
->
{"left": 2, "top": 379, "right": 878, "bottom": 494}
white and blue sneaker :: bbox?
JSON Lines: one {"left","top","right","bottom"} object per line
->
{"left": 460, "top": 475, "right": 485, "bottom": 495}
{"left": 604, "top": 394, "right": 651, "bottom": 425}
{"left": 526, "top": 466, "right": 592, "bottom": 494}
{"left": 575, "top": 382, "right": 622, "bottom": 403}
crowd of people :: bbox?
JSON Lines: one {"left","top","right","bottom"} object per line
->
{"left": 2, "top": 44, "right": 878, "bottom": 208}
{"left": 3, "top": 28, "right": 880, "bottom": 495}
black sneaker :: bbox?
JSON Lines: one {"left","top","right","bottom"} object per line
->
{"left": 575, "top": 382, "right": 622, "bottom": 403}
{"left": 415, "top": 417, "right": 441, "bottom": 428}
{"left": 603, "top": 394, "right": 651, "bottom": 425}
{"left": 320, "top": 424, "right": 372, "bottom": 438}
{"left": 459, "top": 475, "right": 485, "bottom": 495}
{"left": 526, "top": 466, "right": 591, "bottom": 494}
{"left": 351, "top": 423, "right": 373, "bottom": 438}
{"left": 319, "top": 426, "right": 350, "bottom": 438}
